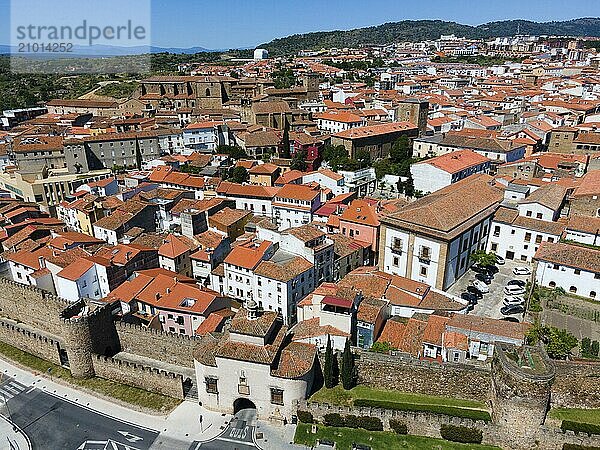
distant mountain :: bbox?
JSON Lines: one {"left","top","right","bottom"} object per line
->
{"left": 0, "top": 44, "right": 216, "bottom": 57}
{"left": 261, "top": 18, "right": 600, "bottom": 55}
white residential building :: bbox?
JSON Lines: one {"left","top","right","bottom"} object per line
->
{"left": 410, "top": 150, "right": 491, "bottom": 194}
{"left": 534, "top": 242, "right": 600, "bottom": 300}
{"left": 272, "top": 184, "right": 322, "bottom": 230}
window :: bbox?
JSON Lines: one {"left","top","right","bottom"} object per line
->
{"left": 270, "top": 388, "right": 284, "bottom": 405}
{"left": 553, "top": 264, "right": 559, "bottom": 270}
{"left": 535, "top": 235, "right": 542, "bottom": 244}
{"left": 491, "top": 243, "right": 498, "bottom": 252}
{"left": 536, "top": 213, "right": 543, "bottom": 219}
{"left": 574, "top": 269, "right": 581, "bottom": 275}
{"left": 591, "top": 291, "right": 597, "bottom": 298}
{"left": 392, "top": 237, "right": 402, "bottom": 252}
{"left": 549, "top": 281, "right": 556, "bottom": 288}
{"left": 569, "top": 286, "right": 577, "bottom": 293}
{"left": 205, "top": 377, "right": 218, "bottom": 394}
{"left": 493, "top": 226, "right": 500, "bottom": 237}
{"left": 419, "top": 246, "right": 431, "bottom": 260}
{"left": 548, "top": 237, "right": 554, "bottom": 243}
{"left": 393, "top": 256, "right": 399, "bottom": 267}
{"left": 595, "top": 273, "right": 600, "bottom": 279}
{"left": 526, "top": 210, "right": 532, "bottom": 217}
{"left": 525, "top": 233, "right": 531, "bottom": 242}
{"left": 420, "top": 266, "right": 428, "bottom": 277}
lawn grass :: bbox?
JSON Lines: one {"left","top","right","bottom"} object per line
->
{"left": 309, "top": 385, "right": 490, "bottom": 420}
{"left": 294, "top": 423, "right": 500, "bottom": 450}
{"left": 549, "top": 407, "right": 600, "bottom": 426}
{"left": 0, "top": 341, "right": 181, "bottom": 413}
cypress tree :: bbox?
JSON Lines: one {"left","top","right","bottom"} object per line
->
{"left": 324, "top": 334, "right": 334, "bottom": 388}
{"left": 341, "top": 338, "right": 355, "bottom": 390}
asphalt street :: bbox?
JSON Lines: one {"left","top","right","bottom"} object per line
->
{"left": 0, "top": 375, "right": 159, "bottom": 450}
{"left": 189, "top": 408, "right": 258, "bottom": 450}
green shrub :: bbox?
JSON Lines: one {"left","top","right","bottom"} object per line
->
{"left": 563, "top": 444, "right": 600, "bottom": 450}
{"left": 389, "top": 419, "right": 408, "bottom": 435}
{"left": 440, "top": 424, "right": 483, "bottom": 444}
{"left": 592, "top": 341, "right": 600, "bottom": 357}
{"left": 297, "top": 410, "right": 313, "bottom": 423}
{"left": 323, "top": 413, "right": 344, "bottom": 427}
{"left": 343, "top": 414, "right": 360, "bottom": 428}
{"left": 353, "top": 398, "right": 491, "bottom": 422}
{"left": 561, "top": 420, "right": 600, "bottom": 436}
{"left": 581, "top": 338, "right": 591, "bottom": 356}
{"left": 356, "top": 416, "right": 383, "bottom": 431}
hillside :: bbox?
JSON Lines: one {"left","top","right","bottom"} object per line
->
{"left": 261, "top": 18, "right": 600, "bottom": 55}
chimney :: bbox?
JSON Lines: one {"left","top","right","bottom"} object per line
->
{"left": 155, "top": 292, "right": 161, "bottom": 300}
{"left": 125, "top": 251, "right": 132, "bottom": 261}
{"left": 38, "top": 256, "right": 46, "bottom": 269}
{"left": 166, "top": 287, "right": 171, "bottom": 294}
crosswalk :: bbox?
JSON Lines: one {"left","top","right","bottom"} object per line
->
{"left": 0, "top": 380, "right": 27, "bottom": 404}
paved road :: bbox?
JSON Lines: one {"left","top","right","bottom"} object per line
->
{"left": 189, "top": 408, "right": 257, "bottom": 450}
{"left": 0, "top": 375, "right": 159, "bottom": 450}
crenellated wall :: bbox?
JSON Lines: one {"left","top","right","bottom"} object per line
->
{"left": 115, "top": 321, "right": 201, "bottom": 367}
{"left": 93, "top": 355, "right": 184, "bottom": 399}
{"left": 0, "top": 318, "right": 62, "bottom": 365}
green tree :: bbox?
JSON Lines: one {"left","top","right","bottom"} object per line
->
{"left": 390, "top": 135, "right": 411, "bottom": 162}
{"left": 323, "top": 145, "right": 348, "bottom": 162}
{"left": 324, "top": 335, "right": 335, "bottom": 388}
{"left": 280, "top": 121, "right": 291, "bottom": 159}
{"left": 340, "top": 338, "right": 356, "bottom": 390}
{"left": 354, "top": 149, "right": 371, "bottom": 168}
{"left": 290, "top": 150, "right": 308, "bottom": 171}
{"left": 217, "top": 144, "right": 247, "bottom": 160}
{"left": 229, "top": 166, "right": 248, "bottom": 184}
{"left": 545, "top": 327, "right": 578, "bottom": 360}
{"left": 470, "top": 250, "right": 497, "bottom": 268}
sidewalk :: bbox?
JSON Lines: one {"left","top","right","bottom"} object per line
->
{"left": 256, "top": 421, "right": 306, "bottom": 450}
{"left": 0, "top": 414, "right": 31, "bottom": 450}
{"left": 0, "top": 358, "right": 230, "bottom": 447}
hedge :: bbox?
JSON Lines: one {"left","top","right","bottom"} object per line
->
{"left": 353, "top": 398, "right": 491, "bottom": 422}
{"left": 344, "top": 414, "right": 360, "bottom": 428}
{"left": 356, "top": 416, "right": 383, "bottom": 431}
{"left": 440, "top": 424, "right": 483, "bottom": 444}
{"left": 323, "top": 413, "right": 345, "bottom": 427}
{"left": 563, "top": 444, "right": 600, "bottom": 450}
{"left": 297, "top": 410, "right": 313, "bottom": 424}
{"left": 561, "top": 420, "right": 600, "bottom": 436}
{"left": 389, "top": 418, "right": 408, "bottom": 435}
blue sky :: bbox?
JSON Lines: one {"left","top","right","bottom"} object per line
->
{"left": 0, "top": 0, "right": 598, "bottom": 49}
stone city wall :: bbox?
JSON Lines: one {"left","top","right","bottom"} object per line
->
{"left": 93, "top": 355, "right": 184, "bottom": 399}
{"left": 552, "top": 360, "right": 600, "bottom": 408}
{"left": 0, "top": 317, "right": 62, "bottom": 365}
{"left": 300, "top": 400, "right": 600, "bottom": 450}
{"left": 115, "top": 321, "right": 200, "bottom": 367}
{"left": 355, "top": 350, "right": 492, "bottom": 402}
{"left": 0, "top": 278, "right": 71, "bottom": 336}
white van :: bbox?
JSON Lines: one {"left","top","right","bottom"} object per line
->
{"left": 504, "top": 285, "right": 526, "bottom": 296}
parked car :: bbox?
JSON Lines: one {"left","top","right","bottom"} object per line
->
{"left": 475, "top": 272, "right": 493, "bottom": 284}
{"left": 504, "top": 285, "right": 526, "bottom": 296}
{"left": 485, "top": 265, "right": 499, "bottom": 275}
{"left": 466, "top": 285, "right": 483, "bottom": 299}
{"left": 461, "top": 292, "right": 478, "bottom": 305}
{"left": 501, "top": 316, "right": 520, "bottom": 323}
{"left": 352, "top": 444, "right": 372, "bottom": 450}
{"left": 471, "top": 264, "right": 488, "bottom": 274}
{"left": 472, "top": 280, "right": 489, "bottom": 293}
{"left": 495, "top": 255, "right": 505, "bottom": 265}
{"left": 501, "top": 304, "right": 525, "bottom": 315}
{"left": 507, "top": 279, "right": 526, "bottom": 288}
{"left": 513, "top": 266, "right": 531, "bottom": 276}
{"left": 503, "top": 296, "right": 525, "bottom": 306}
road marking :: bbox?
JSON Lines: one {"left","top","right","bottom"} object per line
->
{"left": 25, "top": 386, "right": 35, "bottom": 394}
{"left": 117, "top": 431, "right": 143, "bottom": 443}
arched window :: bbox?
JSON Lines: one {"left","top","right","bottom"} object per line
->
{"left": 590, "top": 291, "right": 597, "bottom": 298}
{"left": 205, "top": 88, "right": 211, "bottom": 97}
{"left": 569, "top": 286, "right": 577, "bottom": 293}
{"left": 549, "top": 281, "right": 556, "bottom": 288}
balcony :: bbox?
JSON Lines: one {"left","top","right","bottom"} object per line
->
{"left": 391, "top": 246, "right": 403, "bottom": 255}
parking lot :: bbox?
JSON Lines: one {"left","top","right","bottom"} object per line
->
{"left": 448, "top": 259, "right": 533, "bottom": 320}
